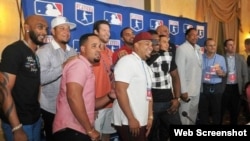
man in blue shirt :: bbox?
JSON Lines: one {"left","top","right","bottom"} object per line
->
{"left": 198, "top": 38, "right": 227, "bottom": 125}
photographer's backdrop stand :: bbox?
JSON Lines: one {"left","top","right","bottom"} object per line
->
{"left": 22, "top": 0, "right": 207, "bottom": 52}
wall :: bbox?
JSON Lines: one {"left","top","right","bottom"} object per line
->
{"left": 150, "top": 0, "right": 196, "bottom": 20}
{"left": 239, "top": 0, "right": 250, "bottom": 53}
{"left": 0, "top": 0, "right": 21, "bottom": 58}
{"left": 97, "top": 0, "right": 144, "bottom": 10}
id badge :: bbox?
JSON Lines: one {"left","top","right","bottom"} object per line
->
{"left": 228, "top": 72, "right": 236, "bottom": 83}
{"left": 210, "top": 66, "right": 216, "bottom": 75}
{"left": 204, "top": 72, "right": 211, "bottom": 82}
{"left": 146, "top": 88, "right": 152, "bottom": 101}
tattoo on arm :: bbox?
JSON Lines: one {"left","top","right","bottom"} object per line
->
{"left": 0, "top": 72, "right": 14, "bottom": 118}
{"left": 0, "top": 72, "right": 9, "bottom": 105}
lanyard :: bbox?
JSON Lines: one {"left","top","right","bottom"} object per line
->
{"left": 133, "top": 53, "right": 150, "bottom": 88}
{"left": 141, "top": 61, "right": 149, "bottom": 88}
{"left": 227, "top": 56, "right": 236, "bottom": 72}
{"left": 204, "top": 54, "right": 216, "bottom": 71}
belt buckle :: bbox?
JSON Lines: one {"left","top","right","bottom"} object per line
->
{"left": 209, "top": 87, "right": 215, "bottom": 93}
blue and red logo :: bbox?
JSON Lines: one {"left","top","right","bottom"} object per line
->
{"left": 196, "top": 25, "right": 205, "bottom": 39}
{"left": 104, "top": 11, "right": 122, "bottom": 26}
{"left": 150, "top": 19, "right": 163, "bottom": 30}
{"left": 75, "top": 2, "right": 94, "bottom": 26}
{"left": 34, "top": 1, "right": 63, "bottom": 17}
{"left": 130, "top": 13, "right": 143, "bottom": 32}
{"left": 169, "top": 20, "right": 179, "bottom": 35}
{"left": 107, "top": 39, "right": 121, "bottom": 52}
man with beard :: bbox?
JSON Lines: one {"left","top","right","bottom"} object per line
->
{"left": 53, "top": 33, "right": 116, "bottom": 141}
{"left": 0, "top": 15, "right": 48, "bottom": 141}
{"left": 92, "top": 20, "right": 116, "bottom": 141}
{"left": 112, "top": 32, "right": 153, "bottom": 141}
{"left": 36, "top": 16, "right": 77, "bottom": 141}
{"left": 112, "top": 27, "right": 135, "bottom": 64}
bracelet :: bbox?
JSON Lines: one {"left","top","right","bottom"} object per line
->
{"left": 175, "top": 97, "right": 181, "bottom": 102}
{"left": 107, "top": 94, "right": 114, "bottom": 101}
{"left": 148, "top": 115, "right": 153, "bottom": 120}
{"left": 12, "top": 124, "right": 22, "bottom": 132}
{"left": 87, "top": 128, "right": 95, "bottom": 135}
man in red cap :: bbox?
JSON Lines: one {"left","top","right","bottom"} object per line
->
{"left": 112, "top": 32, "right": 153, "bottom": 141}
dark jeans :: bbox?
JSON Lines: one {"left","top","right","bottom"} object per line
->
{"left": 221, "top": 84, "right": 241, "bottom": 125}
{"left": 198, "top": 83, "right": 223, "bottom": 125}
{"left": 54, "top": 128, "right": 91, "bottom": 141}
{"left": 148, "top": 101, "right": 181, "bottom": 141}
{"left": 41, "top": 109, "right": 55, "bottom": 141}
{"left": 114, "top": 125, "right": 147, "bottom": 141}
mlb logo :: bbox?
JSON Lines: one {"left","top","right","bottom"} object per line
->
{"left": 130, "top": 13, "right": 143, "bottom": 32}
{"left": 72, "top": 39, "right": 80, "bottom": 52}
{"left": 169, "top": 20, "right": 179, "bottom": 35}
{"left": 75, "top": 2, "right": 94, "bottom": 26}
{"left": 34, "top": 1, "right": 63, "bottom": 17}
{"left": 196, "top": 25, "right": 205, "bottom": 39}
{"left": 150, "top": 19, "right": 163, "bottom": 30}
{"left": 107, "top": 39, "right": 120, "bottom": 52}
{"left": 104, "top": 11, "right": 122, "bottom": 26}
{"left": 183, "top": 24, "right": 193, "bottom": 33}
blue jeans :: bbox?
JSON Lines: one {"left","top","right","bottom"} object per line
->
{"left": 2, "top": 117, "right": 42, "bottom": 141}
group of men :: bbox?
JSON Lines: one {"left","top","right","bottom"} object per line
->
{"left": 0, "top": 14, "right": 249, "bottom": 141}
{"left": 0, "top": 15, "right": 115, "bottom": 141}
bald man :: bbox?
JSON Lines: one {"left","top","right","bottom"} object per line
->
{"left": 156, "top": 25, "right": 176, "bottom": 58}
{"left": 0, "top": 15, "right": 48, "bottom": 141}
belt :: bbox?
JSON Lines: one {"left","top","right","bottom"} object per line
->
{"left": 203, "top": 83, "right": 221, "bottom": 86}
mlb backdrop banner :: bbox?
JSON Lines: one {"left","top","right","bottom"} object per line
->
{"left": 21, "top": 0, "right": 207, "bottom": 52}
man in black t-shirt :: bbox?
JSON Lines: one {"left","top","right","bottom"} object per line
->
{"left": 0, "top": 15, "right": 48, "bottom": 141}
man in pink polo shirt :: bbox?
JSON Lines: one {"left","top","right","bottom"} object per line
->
{"left": 53, "top": 33, "right": 116, "bottom": 141}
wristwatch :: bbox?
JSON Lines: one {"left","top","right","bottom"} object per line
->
{"left": 175, "top": 97, "right": 181, "bottom": 102}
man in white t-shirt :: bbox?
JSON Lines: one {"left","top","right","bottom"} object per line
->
{"left": 112, "top": 32, "right": 153, "bottom": 141}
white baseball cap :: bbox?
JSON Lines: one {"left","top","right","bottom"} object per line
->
{"left": 51, "top": 16, "right": 76, "bottom": 30}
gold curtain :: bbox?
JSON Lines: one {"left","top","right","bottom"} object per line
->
{"left": 196, "top": 0, "right": 241, "bottom": 52}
